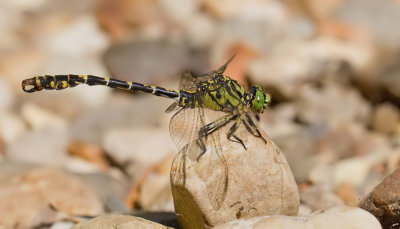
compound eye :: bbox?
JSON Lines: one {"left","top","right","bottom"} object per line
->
{"left": 251, "top": 89, "right": 265, "bottom": 113}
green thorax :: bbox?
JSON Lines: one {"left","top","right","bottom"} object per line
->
{"left": 179, "top": 75, "right": 248, "bottom": 113}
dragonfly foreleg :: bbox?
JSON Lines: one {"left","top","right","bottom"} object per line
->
{"left": 227, "top": 117, "right": 247, "bottom": 150}
{"left": 197, "top": 114, "right": 235, "bottom": 161}
{"left": 245, "top": 114, "right": 267, "bottom": 144}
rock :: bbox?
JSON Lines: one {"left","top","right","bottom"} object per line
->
{"left": 67, "top": 140, "right": 109, "bottom": 170}
{"left": 78, "top": 172, "right": 130, "bottom": 213}
{"left": 103, "top": 127, "right": 175, "bottom": 174}
{"left": 335, "top": 0, "right": 400, "bottom": 49}
{"left": 103, "top": 39, "right": 208, "bottom": 84}
{"left": 300, "top": 185, "right": 344, "bottom": 210}
{"left": 248, "top": 37, "right": 374, "bottom": 99}
{"left": 335, "top": 183, "right": 359, "bottom": 206}
{"left": 126, "top": 154, "right": 175, "bottom": 211}
{"left": 171, "top": 125, "right": 299, "bottom": 229}
{"left": 50, "top": 221, "right": 76, "bottom": 229}
{"left": 296, "top": 84, "right": 371, "bottom": 126}
{"left": 359, "top": 168, "right": 400, "bottom": 229}
{"left": 71, "top": 215, "right": 173, "bottom": 229}
{"left": 213, "top": 206, "right": 382, "bottom": 229}
{"left": 0, "top": 77, "right": 14, "bottom": 111}
{"left": 0, "top": 111, "right": 27, "bottom": 144}
{"left": 6, "top": 129, "right": 70, "bottom": 167}
{"left": 21, "top": 102, "right": 68, "bottom": 130}
{"left": 19, "top": 168, "right": 104, "bottom": 216}
{"left": 372, "top": 103, "right": 399, "bottom": 135}
{"left": 139, "top": 173, "right": 172, "bottom": 211}
{"left": 46, "top": 15, "right": 109, "bottom": 58}
{"left": 333, "top": 156, "right": 374, "bottom": 188}
{"left": 0, "top": 168, "right": 104, "bottom": 228}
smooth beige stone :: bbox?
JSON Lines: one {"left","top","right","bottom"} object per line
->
{"left": 171, "top": 125, "right": 299, "bottom": 229}
{"left": 71, "top": 215, "right": 172, "bottom": 229}
{"left": 214, "top": 206, "right": 382, "bottom": 229}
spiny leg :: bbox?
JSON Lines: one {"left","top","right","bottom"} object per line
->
{"left": 197, "top": 114, "right": 235, "bottom": 161}
{"left": 227, "top": 117, "right": 247, "bottom": 150}
{"left": 245, "top": 114, "right": 267, "bottom": 144}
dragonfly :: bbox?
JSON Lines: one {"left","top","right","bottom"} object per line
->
{"left": 21, "top": 56, "right": 271, "bottom": 209}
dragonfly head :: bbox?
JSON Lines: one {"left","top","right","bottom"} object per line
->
{"left": 249, "top": 85, "right": 271, "bottom": 113}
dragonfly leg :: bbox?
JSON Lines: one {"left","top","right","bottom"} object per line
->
{"left": 227, "top": 117, "right": 247, "bottom": 150}
{"left": 197, "top": 114, "right": 235, "bottom": 161}
{"left": 245, "top": 114, "right": 267, "bottom": 144}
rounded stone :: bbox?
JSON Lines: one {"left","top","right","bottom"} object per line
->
{"left": 170, "top": 125, "right": 299, "bottom": 229}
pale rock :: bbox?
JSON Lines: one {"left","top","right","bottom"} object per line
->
{"left": 171, "top": 125, "right": 299, "bottom": 229}
{"left": 103, "top": 127, "right": 175, "bottom": 167}
{"left": 21, "top": 102, "right": 68, "bottom": 130}
{"left": 0, "top": 168, "right": 104, "bottom": 228}
{"left": 159, "top": 0, "right": 200, "bottom": 23}
{"left": 0, "top": 78, "right": 14, "bottom": 111}
{"left": 249, "top": 39, "right": 318, "bottom": 98}
{"left": 23, "top": 168, "right": 104, "bottom": 216}
{"left": 71, "top": 215, "right": 172, "bottom": 229}
{"left": 332, "top": 156, "right": 373, "bottom": 188}
{"left": 372, "top": 103, "right": 399, "bottom": 135}
{"left": 4, "top": 0, "right": 47, "bottom": 11}
{"left": 6, "top": 129, "right": 70, "bottom": 167}
{"left": 296, "top": 84, "right": 371, "bottom": 126}
{"left": 46, "top": 15, "right": 109, "bottom": 57}
{"left": 300, "top": 185, "right": 344, "bottom": 210}
{"left": 214, "top": 206, "right": 382, "bottom": 229}
{"left": 139, "top": 173, "right": 173, "bottom": 211}
{"left": 308, "top": 163, "right": 333, "bottom": 186}
{"left": 249, "top": 37, "right": 374, "bottom": 98}
{"left": 298, "top": 204, "right": 313, "bottom": 217}
{"left": 184, "top": 14, "right": 217, "bottom": 48}
{"left": 335, "top": 0, "right": 400, "bottom": 49}
{"left": 0, "top": 112, "right": 27, "bottom": 144}
{"left": 50, "top": 221, "right": 75, "bottom": 229}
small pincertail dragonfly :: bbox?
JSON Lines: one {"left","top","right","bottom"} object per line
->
{"left": 21, "top": 56, "right": 271, "bottom": 209}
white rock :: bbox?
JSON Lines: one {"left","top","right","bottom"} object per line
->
{"left": 46, "top": 15, "right": 109, "bottom": 57}
{"left": 0, "top": 112, "right": 27, "bottom": 144}
{"left": 103, "top": 127, "right": 175, "bottom": 166}
{"left": 333, "top": 157, "right": 373, "bottom": 188}
{"left": 50, "top": 221, "right": 75, "bottom": 229}
{"left": 21, "top": 102, "right": 68, "bottom": 130}
{"left": 6, "top": 129, "right": 70, "bottom": 167}
{"left": 0, "top": 77, "right": 14, "bottom": 111}
{"left": 214, "top": 206, "right": 382, "bottom": 229}
{"left": 71, "top": 215, "right": 172, "bottom": 229}
{"left": 171, "top": 125, "right": 299, "bottom": 229}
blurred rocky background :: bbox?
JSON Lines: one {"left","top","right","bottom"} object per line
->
{"left": 0, "top": 0, "right": 399, "bottom": 228}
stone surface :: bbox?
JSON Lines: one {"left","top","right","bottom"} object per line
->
{"left": 71, "top": 214, "right": 173, "bottom": 229}
{"left": 213, "top": 206, "right": 382, "bottom": 229}
{"left": 359, "top": 168, "right": 400, "bottom": 229}
{"left": 5, "top": 129, "right": 70, "bottom": 167}
{"left": 0, "top": 168, "right": 104, "bottom": 228}
{"left": 372, "top": 103, "right": 399, "bottom": 135}
{"left": 21, "top": 102, "right": 68, "bottom": 130}
{"left": 171, "top": 125, "right": 299, "bottom": 229}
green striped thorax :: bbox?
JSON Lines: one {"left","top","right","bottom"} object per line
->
{"left": 249, "top": 85, "right": 271, "bottom": 113}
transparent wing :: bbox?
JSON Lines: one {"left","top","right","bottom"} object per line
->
{"left": 169, "top": 107, "right": 204, "bottom": 150}
{"left": 170, "top": 106, "right": 229, "bottom": 210}
{"left": 179, "top": 71, "right": 213, "bottom": 91}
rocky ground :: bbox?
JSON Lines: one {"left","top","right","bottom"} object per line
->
{"left": 0, "top": 0, "right": 399, "bottom": 228}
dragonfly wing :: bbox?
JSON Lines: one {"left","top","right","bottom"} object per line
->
{"left": 197, "top": 130, "right": 228, "bottom": 210}
{"left": 169, "top": 107, "right": 204, "bottom": 150}
{"left": 179, "top": 71, "right": 213, "bottom": 91}
{"left": 170, "top": 106, "right": 229, "bottom": 210}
